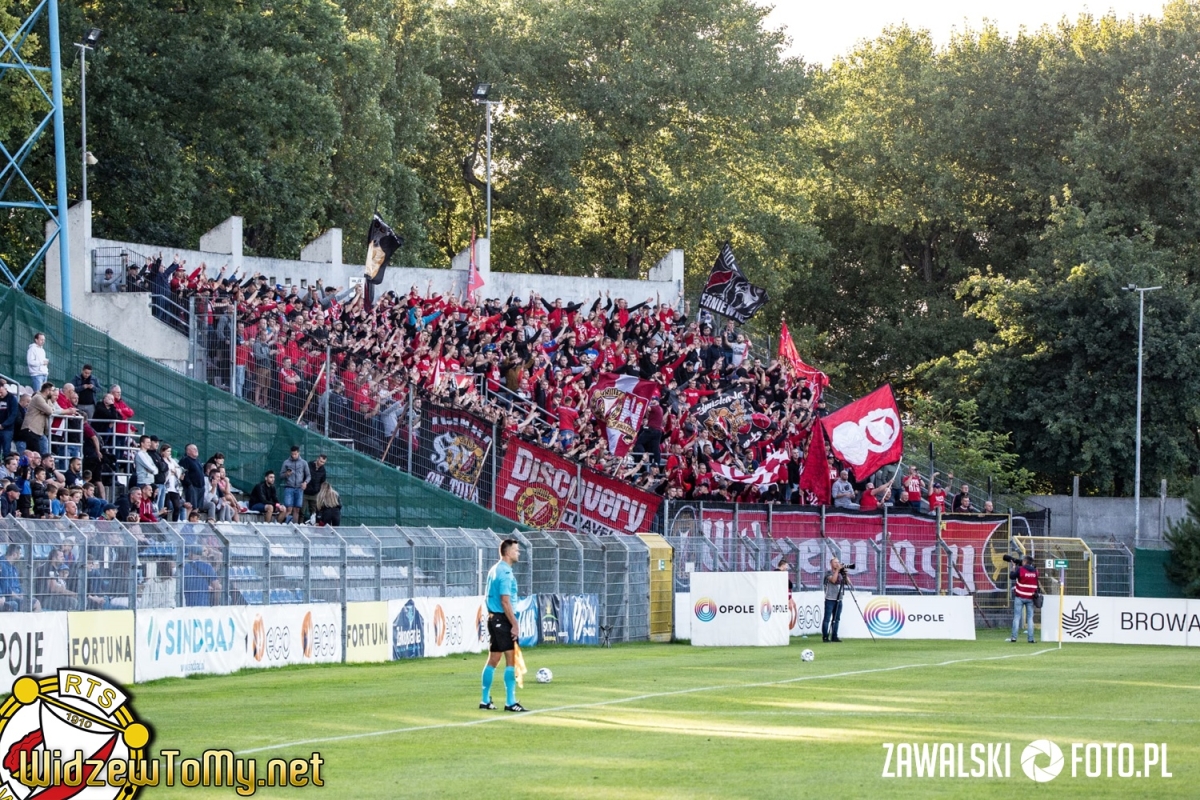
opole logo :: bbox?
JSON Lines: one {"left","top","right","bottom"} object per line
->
{"left": 760, "top": 598, "right": 772, "bottom": 622}
{"left": 694, "top": 598, "right": 717, "bottom": 623}
{"left": 863, "top": 598, "right": 905, "bottom": 637}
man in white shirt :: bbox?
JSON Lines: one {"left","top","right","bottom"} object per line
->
{"left": 26, "top": 333, "right": 48, "bottom": 391}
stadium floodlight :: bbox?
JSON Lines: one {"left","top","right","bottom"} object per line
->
{"left": 1124, "top": 283, "right": 1162, "bottom": 548}
{"left": 472, "top": 83, "right": 495, "bottom": 240}
{"left": 76, "top": 28, "right": 102, "bottom": 203}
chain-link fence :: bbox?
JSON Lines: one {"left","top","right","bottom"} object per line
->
{"left": 0, "top": 517, "right": 652, "bottom": 641}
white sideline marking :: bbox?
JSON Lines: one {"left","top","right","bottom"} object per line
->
{"left": 239, "top": 647, "right": 1058, "bottom": 755}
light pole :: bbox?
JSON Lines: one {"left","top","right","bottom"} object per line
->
{"left": 472, "top": 82, "right": 493, "bottom": 240}
{"left": 75, "top": 28, "right": 101, "bottom": 203}
{"left": 1126, "top": 283, "right": 1161, "bottom": 548}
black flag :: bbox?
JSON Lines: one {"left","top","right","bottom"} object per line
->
{"left": 698, "top": 242, "right": 768, "bottom": 323}
{"left": 365, "top": 214, "right": 403, "bottom": 307}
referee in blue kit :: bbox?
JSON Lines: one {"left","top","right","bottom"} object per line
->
{"left": 480, "top": 538, "right": 528, "bottom": 712}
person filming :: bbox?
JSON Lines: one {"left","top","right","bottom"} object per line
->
{"left": 822, "top": 557, "right": 845, "bottom": 643}
{"left": 1008, "top": 554, "right": 1039, "bottom": 643}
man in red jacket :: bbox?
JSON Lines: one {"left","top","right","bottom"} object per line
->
{"left": 1009, "top": 555, "right": 1039, "bottom": 643}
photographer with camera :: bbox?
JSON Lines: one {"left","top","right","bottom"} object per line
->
{"left": 822, "top": 557, "right": 846, "bottom": 642}
{"left": 1005, "top": 554, "right": 1039, "bottom": 643}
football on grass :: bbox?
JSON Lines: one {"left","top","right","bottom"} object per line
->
{"left": 801, "top": 649, "right": 815, "bottom": 662}
{"left": 536, "top": 668, "right": 553, "bottom": 683}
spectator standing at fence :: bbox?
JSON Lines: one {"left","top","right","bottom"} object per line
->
{"left": 0, "top": 383, "right": 18, "bottom": 457}
{"left": 21, "top": 383, "right": 57, "bottom": 458}
{"left": 280, "top": 446, "right": 310, "bottom": 523}
{"left": 110, "top": 386, "right": 136, "bottom": 440}
{"left": 148, "top": 436, "right": 169, "bottom": 510}
{"left": 183, "top": 546, "right": 219, "bottom": 606}
{"left": 251, "top": 331, "right": 274, "bottom": 408}
{"left": 314, "top": 482, "right": 342, "bottom": 526}
{"left": 26, "top": 333, "right": 49, "bottom": 391}
{"left": 97, "top": 267, "right": 120, "bottom": 293}
{"left": 303, "top": 453, "right": 327, "bottom": 520}
{"left": 901, "top": 466, "right": 925, "bottom": 512}
{"left": 160, "top": 444, "right": 186, "bottom": 521}
{"left": 72, "top": 365, "right": 99, "bottom": 419}
{"left": 134, "top": 435, "right": 159, "bottom": 489}
{"left": 953, "top": 484, "right": 972, "bottom": 513}
{"left": 179, "top": 444, "right": 205, "bottom": 514}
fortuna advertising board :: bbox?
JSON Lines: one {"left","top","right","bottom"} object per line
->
{"left": 497, "top": 439, "right": 662, "bottom": 535}
{"left": 836, "top": 595, "right": 976, "bottom": 640}
{"left": 1043, "top": 595, "right": 1200, "bottom": 647}
{"left": 689, "top": 572, "right": 789, "bottom": 646}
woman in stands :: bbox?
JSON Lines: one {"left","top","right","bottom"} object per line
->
{"left": 315, "top": 482, "right": 341, "bottom": 527}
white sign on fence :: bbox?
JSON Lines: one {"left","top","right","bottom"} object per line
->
{"left": 1043, "top": 595, "right": 1200, "bottom": 647}
{"left": 0, "top": 612, "right": 69, "bottom": 678}
{"left": 413, "top": 596, "right": 488, "bottom": 658}
{"left": 836, "top": 594, "right": 976, "bottom": 640}
{"left": 689, "top": 572, "right": 789, "bottom": 646}
{"left": 242, "top": 603, "right": 343, "bottom": 668}
{"left": 135, "top": 606, "right": 247, "bottom": 682}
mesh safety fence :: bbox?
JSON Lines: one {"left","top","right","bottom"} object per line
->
{"left": 0, "top": 288, "right": 518, "bottom": 530}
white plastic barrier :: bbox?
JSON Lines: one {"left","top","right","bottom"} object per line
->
{"left": 689, "top": 572, "right": 789, "bottom": 646}
{"left": 0, "top": 612, "right": 69, "bottom": 679}
{"left": 837, "top": 594, "right": 976, "bottom": 640}
{"left": 1042, "top": 595, "right": 1200, "bottom": 646}
{"left": 387, "top": 596, "right": 489, "bottom": 659}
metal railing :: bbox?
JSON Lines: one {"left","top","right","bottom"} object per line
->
{"left": 0, "top": 517, "right": 651, "bottom": 641}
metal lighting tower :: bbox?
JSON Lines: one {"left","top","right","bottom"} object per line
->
{"left": 1126, "top": 283, "right": 1161, "bottom": 548}
{"left": 76, "top": 27, "right": 101, "bottom": 203}
{"left": 472, "top": 82, "right": 493, "bottom": 240}
{"left": 0, "top": 0, "right": 73, "bottom": 313}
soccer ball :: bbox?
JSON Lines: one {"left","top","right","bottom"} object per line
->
{"left": 536, "top": 667, "right": 553, "bottom": 683}
{"left": 801, "top": 649, "right": 815, "bottom": 662}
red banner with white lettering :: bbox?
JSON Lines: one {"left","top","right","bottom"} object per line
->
{"left": 497, "top": 440, "right": 662, "bottom": 535}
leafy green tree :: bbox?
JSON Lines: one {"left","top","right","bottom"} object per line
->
{"left": 1165, "top": 478, "right": 1200, "bottom": 596}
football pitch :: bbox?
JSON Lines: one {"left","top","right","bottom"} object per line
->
{"left": 128, "top": 631, "right": 1196, "bottom": 799}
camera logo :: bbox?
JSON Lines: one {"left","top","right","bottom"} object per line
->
{"left": 863, "top": 598, "right": 905, "bottom": 637}
{"left": 694, "top": 598, "right": 717, "bottom": 623}
{"left": 1062, "top": 602, "right": 1100, "bottom": 639}
{"left": 1021, "top": 739, "right": 1065, "bottom": 782}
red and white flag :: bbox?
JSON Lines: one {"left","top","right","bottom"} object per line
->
{"left": 779, "top": 320, "right": 829, "bottom": 397}
{"left": 820, "top": 384, "right": 903, "bottom": 481}
{"left": 589, "top": 373, "right": 660, "bottom": 457}
{"left": 466, "top": 228, "right": 485, "bottom": 302}
{"left": 709, "top": 449, "right": 790, "bottom": 486}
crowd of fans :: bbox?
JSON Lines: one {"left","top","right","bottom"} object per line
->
{"left": 2, "top": 337, "right": 346, "bottom": 610}
{"left": 129, "top": 256, "right": 987, "bottom": 513}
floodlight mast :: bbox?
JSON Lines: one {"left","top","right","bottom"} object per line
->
{"left": 1125, "top": 283, "right": 1161, "bottom": 548}
{"left": 472, "top": 82, "right": 493, "bottom": 241}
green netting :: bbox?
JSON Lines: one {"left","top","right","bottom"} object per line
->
{"left": 1134, "top": 548, "right": 1186, "bottom": 598}
{"left": 0, "top": 288, "right": 520, "bottom": 529}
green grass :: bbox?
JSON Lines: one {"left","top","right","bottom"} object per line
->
{"left": 123, "top": 631, "right": 1197, "bottom": 798}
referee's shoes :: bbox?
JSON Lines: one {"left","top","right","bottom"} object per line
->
{"left": 479, "top": 700, "right": 497, "bottom": 710}
{"left": 504, "top": 703, "right": 529, "bottom": 712}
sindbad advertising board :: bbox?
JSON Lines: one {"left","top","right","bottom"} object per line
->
{"left": 836, "top": 595, "right": 976, "bottom": 640}
{"left": 689, "top": 572, "right": 789, "bottom": 646}
{"left": 242, "top": 603, "right": 342, "bottom": 668}
{"left": 135, "top": 607, "right": 247, "bottom": 683}
{"left": 496, "top": 440, "right": 662, "bottom": 535}
{"left": 388, "top": 596, "right": 489, "bottom": 659}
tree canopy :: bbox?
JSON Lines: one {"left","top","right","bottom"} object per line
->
{"left": 6, "top": 0, "right": 1200, "bottom": 494}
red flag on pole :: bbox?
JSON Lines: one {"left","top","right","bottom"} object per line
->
{"left": 820, "top": 384, "right": 904, "bottom": 481}
{"left": 798, "top": 420, "right": 832, "bottom": 505}
{"left": 467, "top": 228, "right": 485, "bottom": 302}
{"left": 779, "top": 319, "right": 829, "bottom": 397}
